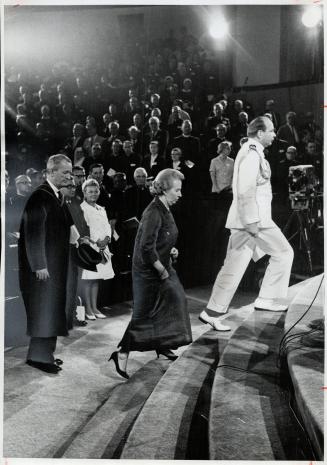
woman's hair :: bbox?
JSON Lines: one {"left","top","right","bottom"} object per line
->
{"left": 152, "top": 169, "right": 184, "bottom": 195}
{"left": 218, "top": 141, "right": 232, "bottom": 154}
{"left": 82, "top": 178, "right": 100, "bottom": 194}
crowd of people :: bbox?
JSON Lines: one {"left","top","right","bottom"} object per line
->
{"left": 4, "top": 27, "right": 323, "bottom": 373}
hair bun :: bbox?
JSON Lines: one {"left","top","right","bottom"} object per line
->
{"left": 151, "top": 180, "right": 164, "bottom": 195}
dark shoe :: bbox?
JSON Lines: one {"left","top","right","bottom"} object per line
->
{"left": 54, "top": 358, "right": 63, "bottom": 366}
{"left": 108, "top": 351, "right": 129, "bottom": 379}
{"left": 156, "top": 349, "right": 178, "bottom": 361}
{"left": 74, "top": 320, "right": 88, "bottom": 326}
{"left": 26, "top": 360, "right": 61, "bottom": 374}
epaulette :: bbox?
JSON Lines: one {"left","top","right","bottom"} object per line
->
{"left": 249, "top": 144, "right": 258, "bottom": 151}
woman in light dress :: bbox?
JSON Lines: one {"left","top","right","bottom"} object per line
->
{"left": 80, "top": 179, "right": 114, "bottom": 320}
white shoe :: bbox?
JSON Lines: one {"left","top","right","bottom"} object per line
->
{"left": 199, "top": 311, "right": 231, "bottom": 332}
{"left": 85, "top": 313, "right": 96, "bottom": 320}
{"left": 254, "top": 298, "right": 288, "bottom": 312}
{"left": 93, "top": 310, "right": 106, "bottom": 319}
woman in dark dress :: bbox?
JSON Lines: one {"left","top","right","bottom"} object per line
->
{"left": 108, "top": 169, "right": 192, "bottom": 379}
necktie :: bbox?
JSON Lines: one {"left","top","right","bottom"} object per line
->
{"left": 58, "top": 191, "right": 65, "bottom": 207}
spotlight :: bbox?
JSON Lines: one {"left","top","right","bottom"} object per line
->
{"left": 209, "top": 17, "right": 229, "bottom": 39}
{"left": 302, "top": 6, "right": 322, "bottom": 28}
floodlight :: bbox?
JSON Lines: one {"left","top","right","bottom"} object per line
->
{"left": 302, "top": 6, "right": 322, "bottom": 28}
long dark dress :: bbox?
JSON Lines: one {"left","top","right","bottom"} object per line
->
{"left": 118, "top": 196, "right": 192, "bottom": 352}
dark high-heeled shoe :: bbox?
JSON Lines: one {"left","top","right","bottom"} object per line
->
{"left": 108, "top": 351, "right": 129, "bottom": 379}
{"left": 155, "top": 349, "right": 178, "bottom": 361}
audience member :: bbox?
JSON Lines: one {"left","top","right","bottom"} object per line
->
{"left": 142, "top": 141, "right": 166, "bottom": 178}
{"left": 277, "top": 111, "right": 300, "bottom": 146}
{"left": 172, "top": 119, "right": 200, "bottom": 165}
{"left": 209, "top": 141, "right": 234, "bottom": 196}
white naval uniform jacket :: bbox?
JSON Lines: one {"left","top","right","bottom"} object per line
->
{"left": 226, "top": 138, "right": 277, "bottom": 230}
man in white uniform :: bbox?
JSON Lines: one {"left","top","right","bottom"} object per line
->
{"left": 199, "top": 116, "right": 294, "bottom": 331}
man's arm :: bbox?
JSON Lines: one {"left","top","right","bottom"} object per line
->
{"left": 237, "top": 150, "right": 260, "bottom": 235}
{"left": 23, "top": 196, "right": 49, "bottom": 274}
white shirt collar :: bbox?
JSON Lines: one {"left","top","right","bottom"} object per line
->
{"left": 47, "top": 179, "right": 60, "bottom": 198}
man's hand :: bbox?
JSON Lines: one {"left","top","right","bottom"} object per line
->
{"left": 36, "top": 268, "right": 50, "bottom": 281}
{"left": 244, "top": 222, "right": 259, "bottom": 237}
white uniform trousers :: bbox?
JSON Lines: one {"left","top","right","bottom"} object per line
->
{"left": 207, "top": 227, "right": 294, "bottom": 313}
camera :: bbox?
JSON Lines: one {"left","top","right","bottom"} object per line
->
{"left": 288, "top": 165, "right": 318, "bottom": 210}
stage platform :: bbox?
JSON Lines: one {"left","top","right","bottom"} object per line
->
{"left": 284, "top": 274, "right": 324, "bottom": 461}
{"left": 3, "top": 281, "right": 322, "bottom": 459}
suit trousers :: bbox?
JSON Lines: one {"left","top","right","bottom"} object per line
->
{"left": 27, "top": 337, "right": 57, "bottom": 363}
{"left": 207, "top": 227, "right": 294, "bottom": 313}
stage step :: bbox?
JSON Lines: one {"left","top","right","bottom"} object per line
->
{"left": 120, "top": 304, "right": 252, "bottom": 460}
{"left": 61, "top": 358, "right": 171, "bottom": 458}
{"left": 208, "top": 279, "right": 315, "bottom": 461}
{"left": 284, "top": 274, "right": 324, "bottom": 460}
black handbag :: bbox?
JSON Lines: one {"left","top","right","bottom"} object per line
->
{"left": 72, "top": 243, "right": 102, "bottom": 271}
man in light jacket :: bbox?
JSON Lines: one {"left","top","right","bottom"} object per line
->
{"left": 199, "top": 116, "right": 294, "bottom": 331}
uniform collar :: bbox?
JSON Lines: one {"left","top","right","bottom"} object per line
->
{"left": 248, "top": 137, "right": 265, "bottom": 156}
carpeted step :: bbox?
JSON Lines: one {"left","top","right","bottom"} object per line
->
{"left": 60, "top": 297, "right": 212, "bottom": 458}
{"left": 120, "top": 303, "right": 253, "bottom": 460}
{"left": 209, "top": 278, "right": 316, "bottom": 461}
{"left": 283, "top": 274, "right": 324, "bottom": 460}
{"left": 61, "top": 358, "right": 172, "bottom": 458}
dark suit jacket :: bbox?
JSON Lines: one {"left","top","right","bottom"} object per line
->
{"left": 172, "top": 135, "right": 200, "bottom": 164}
{"left": 125, "top": 185, "right": 154, "bottom": 221}
{"left": 18, "top": 181, "right": 73, "bottom": 337}
{"left": 142, "top": 154, "right": 166, "bottom": 179}
{"left": 143, "top": 129, "right": 168, "bottom": 158}
{"left": 277, "top": 124, "right": 300, "bottom": 146}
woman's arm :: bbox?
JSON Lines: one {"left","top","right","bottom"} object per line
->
{"left": 138, "top": 207, "right": 167, "bottom": 277}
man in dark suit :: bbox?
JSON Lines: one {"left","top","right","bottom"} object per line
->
{"left": 63, "top": 123, "right": 85, "bottom": 163}
{"left": 143, "top": 116, "right": 168, "bottom": 159}
{"left": 207, "top": 123, "right": 228, "bottom": 161}
{"left": 18, "top": 154, "right": 74, "bottom": 374}
{"left": 205, "top": 102, "right": 230, "bottom": 140}
{"left": 125, "top": 167, "right": 153, "bottom": 220}
{"left": 264, "top": 99, "right": 281, "bottom": 130}
{"left": 277, "top": 111, "right": 300, "bottom": 147}
{"left": 88, "top": 163, "right": 113, "bottom": 219}
{"left": 142, "top": 141, "right": 166, "bottom": 178}
{"left": 172, "top": 119, "right": 200, "bottom": 165}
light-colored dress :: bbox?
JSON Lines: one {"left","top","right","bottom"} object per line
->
{"left": 80, "top": 201, "right": 115, "bottom": 280}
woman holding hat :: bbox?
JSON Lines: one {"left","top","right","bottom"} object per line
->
{"left": 80, "top": 178, "right": 114, "bottom": 320}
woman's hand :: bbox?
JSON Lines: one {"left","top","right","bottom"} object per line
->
{"left": 36, "top": 268, "right": 50, "bottom": 281}
{"left": 79, "top": 236, "right": 91, "bottom": 245}
{"left": 170, "top": 247, "right": 179, "bottom": 260}
{"left": 160, "top": 268, "right": 169, "bottom": 280}
{"left": 96, "top": 236, "right": 110, "bottom": 249}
